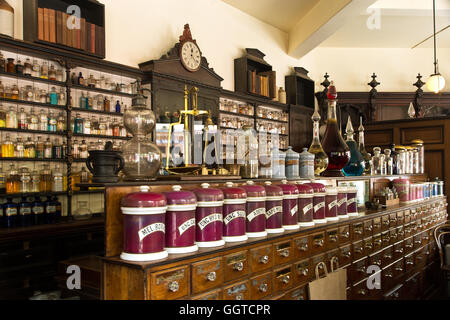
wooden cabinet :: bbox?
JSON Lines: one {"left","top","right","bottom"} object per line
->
{"left": 273, "top": 240, "right": 293, "bottom": 266}
{"left": 224, "top": 280, "right": 249, "bottom": 300}
{"left": 149, "top": 266, "right": 189, "bottom": 300}
{"left": 223, "top": 251, "right": 249, "bottom": 282}
{"left": 249, "top": 272, "right": 272, "bottom": 300}
{"left": 191, "top": 258, "right": 223, "bottom": 295}
{"left": 250, "top": 245, "right": 273, "bottom": 273}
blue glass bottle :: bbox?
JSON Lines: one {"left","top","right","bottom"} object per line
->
{"left": 44, "top": 196, "right": 56, "bottom": 224}
{"left": 343, "top": 116, "right": 365, "bottom": 176}
{"left": 18, "top": 196, "right": 33, "bottom": 227}
{"left": 32, "top": 196, "right": 45, "bottom": 225}
{"left": 115, "top": 100, "right": 121, "bottom": 113}
{"left": 3, "top": 197, "right": 18, "bottom": 228}
{"left": 49, "top": 87, "right": 58, "bottom": 105}
{"left": 53, "top": 196, "right": 62, "bottom": 222}
{"left": 74, "top": 113, "right": 84, "bottom": 134}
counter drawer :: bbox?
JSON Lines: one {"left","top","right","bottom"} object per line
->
{"left": 310, "top": 231, "right": 326, "bottom": 255}
{"left": 223, "top": 280, "right": 249, "bottom": 300}
{"left": 191, "top": 257, "right": 223, "bottom": 294}
{"left": 293, "top": 259, "right": 311, "bottom": 287}
{"left": 339, "top": 244, "right": 352, "bottom": 267}
{"left": 280, "top": 285, "right": 308, "bottom": 301}
{"left": 352, "top": 240, "right": 365, "bottom": 261}
{"left": 392, "top": 259, "right": 405, "bottom": 279}
{"left": 273, "top": 265, "right": 293, "bottom": 294}
{"left": 404, "top": 254, "right": 415, "bottom": 273}
{"left": 364, "top": 220, "right": 373, "bottom": 238}
{"left": 364, "top": 237, "right": 374, "bottom": 255}
{"left": 404, "top": 237, "right": 414, "bottom": 254}
{"left": 149, "top": 266, "right": 189, "bottom": 300}
{"left": 352, "top": 223, "right": 364, "bottom": 241}
{"left": 249, "top": 245, "right": 273, "bottom": 273}
{"left": 381, "top": 215, "right": 390, "bottom": 232}
{"left": 339, "top": 225, "right": 351, "bottom": 244}
{"left": 223, "top": 251, "right": 249, "bottom": 283}
{"left": 273, "top": 240, "right": 293, "bottom": 266}
{"left": 293, "top": 235, "right": 310, "bottom": 260}
{"left": 191, "top": 289, "right": 222, "bottom": 300}
{"left": 382, "top": 246, "right": 394, "bottom": 267}
{"left": 373, "top": 234, "right": 383, "bottom": 252}
{"left": 326, "top": 228, "right": 339, "bottom": 250}
{"left": 373, "top": 217, "right": 382, "bottom": 235}
{"left": 249, "top": 272, "right": 272, "bottom": 300}
{"left": 350, "top": 257, "right": 368, "bottom": 284}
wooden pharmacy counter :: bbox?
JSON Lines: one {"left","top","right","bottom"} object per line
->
{"left": 97, "top": 176, "right": 447, "bottom": 300}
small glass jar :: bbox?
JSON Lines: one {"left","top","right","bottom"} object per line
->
{"left": 15, "top": 137, "right": 25, "bottom": 158}
{"left": 24, "top": 58, "right": 33, "bottom": 76}
{"left": 299, "top": 148, "right": 315, "bottom": 179}
{"left": 15, "top": 59, "right": 24, "bottom": 75}
{"left": 40, "top": 61, "right": 49, "bottom": 79}
{"left": 19, "top": 167, "right": 31, "bottom": 193}
{"left": 6, "top": 106, "right": 17, "bottom": 129}
{"left": 52, "top": 165, "right": 64, "bottom": 192}
{"left": 31, "top": 170, "right": 40, "bottom": 193}
{"left": 39, "top": 164, "right": 52, "bottom": 192}
{"left": 32, "top": 59, "right": 40, "bottom": 78}
{"left": 6, "top": 58, "right": 15, "bottom": 73}
{"left": 48, "top": 65, "right": 57, "bottom": 81}
{"left": 285, "top": 146, "right": 300, "bottom": 179}
{"left": 73, "top": 201, "right": 93, "bottom": 221}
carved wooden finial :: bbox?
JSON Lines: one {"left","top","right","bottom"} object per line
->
{"left": 368, "top": 73, "right": 380, "bottom": 91}
{"left": 179, "top": 24, "right": 196, "bottom": 44}
{"left": 321, "top": 73, "right": 330, "bottom": 90}
{"left": 413, "top": 73, "right": 426, "bottom": 93}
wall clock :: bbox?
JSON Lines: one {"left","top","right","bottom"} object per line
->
{"left": 179, "top": 24, "right": 202, "bottom": 72}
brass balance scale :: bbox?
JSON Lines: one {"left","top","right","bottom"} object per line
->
{"left": 164, "top": 86, "right": 235, "bottom": 178}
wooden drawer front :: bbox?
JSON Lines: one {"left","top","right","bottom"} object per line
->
{"left": 339, "top": 244, "right": 352, "bottom": 267}
{"left": 373, "top": 234, "right": 383, "bottom": 252}
{"left": 352, "top": 279, "right": 371, "bottom": 300}
{"left": 404, "top": 254, "right": 415, "bottom": 273}
{"left": 396, "top": 226, "right": 405, "bottom": 241}
{"left": 401, "top": 126, "right": 444, "bottom": 145}
{"left": 310, "top": 231, "right": 326, "bottom": 255}
{"left": 363, "top": 237, "right": 373, "bottom": 255}
{"left": 223, "top": 280, "right": 249, "bottom": 300}
{"left": 389, "top": 228, "right": 399, "bottom": 244}
{"left": 281, "top": 285, "right": 308, "bottom": 301}
{"left": 382, "top": 265, "right": 395, "bottom": 290}
{"left": 390, "top": 213, "right": 398, "bottom": 228}
{"left": 293, "top": 236, "right": 310, "bottom": 261}
{"left": 393, "top": 241, "right": 405, "bottom": 260}
{"left": 293, "top": 259, "right": 311, "bottom": 286}
{"left": 392, "top": 259, "right": 405, "bottom": 279}
{"left": 423, "top": 230, "right": 432, "bottom": 244}
{"left": 273, "top": 266, "right": 293, "bottom": 294}
{"left": 403, "top": 273, "right": 421, "bottom": 300}
{"left": 351, "top": 257, "right": 368, "bottom": 284}
{"left": 416, "top": 219, "right": 424, "bottom": 232}
{"left": 249, "top": 272, "right": 272, "bottom": 300}
{"left": 364, "top": 220, "right": 373, "bottom": 238}
{"left": 352, "top": 223, "right": 364, "bottom": 241}
{"left": 326, "top": 249, "right": 340, "bottom": 272}
{"left": 192, "top": 258, "right": 223, "bottom": 294}
{"left": 353, "top": 240, "right": 365, "bottom": 260}
{"left": 250, "top": 245, "right": 273, "bottom": 273}
{"left": 339, "top": 225, "right": 351, "bottom": 244}
{"left": 382, "top": 246, "right": 394, "bottom": 267}
{"left": 381, "top": 231, "right": 391, "bottom": 247}
{"left": 404, "top": 237, "right": 414, "bottom": 254}
{"left": 413, "top": 233, "right": 422, "bottom": 249}
{"left": 373, "top": 217, "right": 382, "bottom": 235}
{"left": 414, "top": 248, "right": 426, "bottom": 267}
{"left": 424, "top": 244, "right": 433, "bottom": 264}
{"left": 410, "top": 209, "right": 417, "bottom": 222}
{"left": 150, "top": 266, "right": 189, "bottom": 300}
{"left": 223, "top": 251, "right": 249, "bottom": 283}
{"left": 404, "top": 223, "right": 413, "bottom": 238}
{"left": 274, "top": 240, "right": 293, "bottom": 266}
{"left": 326, "top": 228, "right": 339, "bottom": 250}
{"left": 191, "top": 289, "right": 222, "bottom": 300}
{"left": 381, "top": 215, "right": 390, "bottom": 232}
{"left": 369, "top": 251, "right": 383, "bottom": 270}
{"left": 396, "top": 211, "right": 404, "bottom": 226}
{"left": 404, "top": 210, "right": 411, "bottom": 224}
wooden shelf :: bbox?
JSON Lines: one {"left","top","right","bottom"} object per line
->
{"left": 0, "top": 97, "right": 66, "bottom": 111}
{"left": 72, "top": 133, "right": 130, "bottom": 141}
{"left": 218, "top": 110, "right": 254, "bottom": 119}
{"left": 0, "top": 157, "right": 65, "bottom": 162}
{"left": 256, "top": 116, "right": 288, "bottom": 124}
{"left": 0, "top": 191, "right": 67, "bottom": 198}
{"left": 71, "top": 107, "right": 124, "bottom": 117}
{"left": 285, "top": 67, "right": 315, "bottom": 108}
{"left": 0, "top": 70, "right": 66, "bottom": 87}
{"left": 0, "top": 127, "right": 66, "bottom": 136}
{"left": 70, "top": 84, "right": 135, "bottom": 98}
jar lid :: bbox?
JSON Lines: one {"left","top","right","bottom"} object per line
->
{"left": 277, "top": 180, "right": 299, "bottom": 198}
{"left": 326, "top": 186, "right": 338, "bottom": 195}
{"left": 411, "top": 139, "right": 424, "bottom": 145}
{"left": 164, "top": 185, "right": 197, "bottom": 207}
{"left": 192, "top": 183, "right": 224, "bottom": 204}
{"left": 121, "top": 186, "right": 167, "bottom": 208}
{"left": 241, "top": 181, "right": 266, "bottom": 199}
{"left": 286, "top": 146, "right": 300, "bottom": 159}
{"left": 337, "top": 185, "right": 348, "bottom": 193}
{"left": 264, "top": 181, "right": 284, "bottom": 200}
{"left": 304, "top": 183, "right": 326, "bottom": 195}
{"left": 299, "top": 148, "right": 315, "bottom": 161}
{"left": 295, "top": 183, "right": 314, "bottom": 196}
{"left": 221, "top": 182, "right": 247, "bottom": 201}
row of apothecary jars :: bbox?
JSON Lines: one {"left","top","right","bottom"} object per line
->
{"left": 70, "top": 69, "right": 137, "bottom": 94}
{"left": 75, "top": 90, "right": 128, "bottom": 114}
{"left": 256, "top": 120, "right": 287, "bottom": 135}
{"left": 256, "top": 106, "right": 288, "bottom": 122}
{"left": 0, "top": 105, "right": 66, "bottom": 132}
{"left": 1, "top": 134, "right": 66, "bottom": 159}
{"left": 220, "top": 115, "right": 253, "bottom": 129}
{"left": 0, "top": 81, "right": 66, "bottom": 106}
{"left": 219, "top": 98, "right": 254, "bottom": 116}
{"left": 71, "top": 113, "right": 128, "bottom": 137}
{"left": 371, "top": 142, "right": 425, "bottom": 175}
{"left": 72, "top": 139, "right": 124, "bottom": 160}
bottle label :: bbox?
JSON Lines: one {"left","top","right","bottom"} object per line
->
{"left": 348, "top": 198, "right": 356, "bottom": 205}
{"left": 266, "top": 206, "right": 282, "bottom": 219}
{"left": 138, "top": 222, "right": 165, "bottom": 241}
{"left": 33, "top": 206, "right": 44, "bottom": 214}
{"left": 178, "top": 218, "right": 195, "bottom": 236}
{"left": 46, "top": 205, "right": 56, "bottom": 213}
{"left": 20, "top": 207, "right": 32, "bottom": 216}
{"left": 303, "top": 203, "right": 313, "bottom": 215}
{"left": 328, "top": 200, "right": 338, "bottom": 210}
{"left": 5, "top": 207, "right": 17, "bottom": 216}
{"left": 314, "top": 202, "right": 325, "bottom": 212}
{"left": 247, "top": 207, "right": 266, "bottom": 222}
{"left": 197, "top": 213, "right": 222, "bottom": 231}
{"left": 224, "top": 210, "right": 246, "bottom": 225}
{"left": 337, "top": 198, "right": 347, "bottom": 208}
{"left": 290, "top": 205, "right": 298, "bottom": 216}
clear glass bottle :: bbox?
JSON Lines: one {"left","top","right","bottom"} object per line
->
{"left": 237, "top": 125, "right": 259, "bottom": 178}
{"left": 384, "top": 149, "right": 393, "bottom": 175}
{"left": 48, "top": 111, "right": 57, "bottom": 132}
{"left": 40, "top": 61, "right": 49, "bottom": 79}
{"left": 18, "top": 107, "right": 27, "bottom": 130}
{"left": 74, "top": 113, "right": 83, "bottom": 134}
{"left": 57, "top": 112, "right": 65, "bottom": 132}
{"left": 48, "top": 65, "right": 56, "bottom": 81}
{"left": 343, "top": 116, "right": 364, "bottom": 176}
{"left": 0, "top": 52, "right": 6, "bottom": 72}
{"left": 11, "top": 84, "right": 19, "bottom": 99}
{"left": 6, "top": 105, "right": 17, "bottom": 128}
{"left": 31, "top": 170, "right": 40, "bottom": 193}
{"left": 98, "top": 117, "right": 107, "bottom": 135}
{"left": 321, "top": 82, "right": 350, "bottom": 177}
{"left": 52, "top": 165, "right": 63, "bottom": 192}
{"left": 80, "top": 139, "right": 88, "bottom": 159}
{"left": 44, "top": 138, "right": 52, "bottom": 159}
{"left": 23, "top": 58, "right": 32, "bottom": 76}
{"left": 24, "top": 136, "right": 35, "bottom": 158}
{"left": 39, "top": 109, "right": 48, "bottom": 131}
{"left": 308, "top": 107, "right": 328, "bottom": 176}
{"left": 87, "top": 92, "right": 93, "bottom": 110}
{"left": 39, "top": 89, "right": 47, "bottom": 103}
{"left": 106, "top": 117, "right": 113, "bottom": 136}
{"left": 371, "top": 147, "right": 382, "bottom": 176}
{"left": 72, "top": 139, "right": 80, "bottom": 159}
{"left": 36, "top": 136, "right": 44, "bottom": 159}
{"left": 6, "top": 164, "right": 19, "bottom": 194}
{"left": 19, "top": 167, "right": 31, "bottom": 193}
{"left": 358, "top": 117, "right": 372, "bottom": 175}
{"left": 52, "top": 138, "right": 62, "bottom": 159}
{"left": 83, "top": 117, "right": 91, "bottom": 134}
{"left": 2, "top": 134, "right": 14, "bottom": 157}
{"left": 0, "top": 103, "right": 5, "bottom": 127}
{"left": 0, "top": 81, "right": 4, "bottom": 98}
{"left": 73, "top": 200, "right": 92, "bottom": 221}
{"left": 15, "top": 59, "right": 24, "bottom": 75}
{"left": 79, "top": 92, "right": 86, "bottom": 109}
{"left": 56, "top": 68, "right": 64, "bottom": 82}
{"left": 32, "top": 59, "right": 40, "bottom": 77}
{"left": 28, "top": 109, "right": 38, "bottom": 130}
{"left": 59, "top": 87, "right": 66, "bottom": 106}
{"left": 39, "top": 164, "right": 52, "bottom": 192}
{"left": 24, "top": 85, "right": 33, "bottom": 101}
{"left": 15, "top": 137, "right": 24, "bottom": 158}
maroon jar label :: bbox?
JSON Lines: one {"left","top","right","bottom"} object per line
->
{"left": 290, "top": 205, "right": 298, "bottom": 216}
{"left": 138, "top": 223, "right": 165, "bottom": 241}
{"left": 198, "top": 213, "right": 222, "bottom": 230}
{"left": 178, "top": 218, "right": 196, "bottom": 236}
{"left": 328, "top": 200, "right": 338, "bottom": 210}
{"left": 303, "top": 203, "right": 313, "bottom": 215}
{"left": 247, "top": 208, "right": 266, "bottom": 222}
{"left": 337, "top": 198, "right": 346, "bottom": 207}
{"left": 314, "top": 202, "right": 325, "bottom": 212}
{"left": 348, "top": 198, "right": 356, "bottom": 205}
{"left": 224, "top": 210, "right": 246, "bottom": 225}
{"left": 266, "top": 206, "right": 282, "bottom": 219}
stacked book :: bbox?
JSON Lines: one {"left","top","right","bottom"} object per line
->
{"left": 37, "top": 7, "right": 105, "bottom": 57}
{"left": 247, "top": 70, "right": 275, "bottom": 98}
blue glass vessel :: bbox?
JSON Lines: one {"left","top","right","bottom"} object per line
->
{"left": 18, "top": 196, "right": 33, "bottom": 227}
{"left": 343, "top": 116, "right": 365, "bottom": 176}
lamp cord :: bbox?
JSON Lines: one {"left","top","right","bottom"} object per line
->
{"left": 433, "top": 0, "right": 438, "bottom": 74}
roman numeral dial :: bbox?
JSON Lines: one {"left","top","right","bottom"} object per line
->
{"left": 180, "top": 41, "right": 202, "bottom": 72}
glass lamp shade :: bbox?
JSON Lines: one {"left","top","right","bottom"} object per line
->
{"left": 426, "top": 73, "right": 445, "bottom": 93}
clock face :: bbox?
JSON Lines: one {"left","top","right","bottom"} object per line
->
{"left": 180, "top": 41, "right": 202, "bottom": 72}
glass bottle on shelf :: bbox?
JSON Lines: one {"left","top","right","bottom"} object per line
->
{"left": 343, "top": 116, "right": 364, "bottom": 176}
{"left": 106, "top": 117, "right": 113, "bottom": 136}
{"left": 112, "top": 118, "right": 120, "bottom": 136}
{"left": 44, "top": 138, "right": 52, "bottom": 159}
{"left": 23, "top": 58, "right": 32, "bottom": 76}
{"left": 18, "top": 107, "right": 27, "bottom": 130}
{"left": 321, "top": 82, "right": 350, "bottom": 177}
{"left": 78, "top": 72, "right": 84, "bottom": 85}
{"left": 56, "top": 68, "right": 64, "bottom": 82}
{"left": 91, "top": 117, "right": 99, "bottom": 135}
{"left": 31, "top": 170, "right": 40, "bottom": 193}
{"left": 80, "top": 166, "right": 92, "bottom": 183}
{"left": 57, "top": 112, "right": 65, "bottom": 132}
{"left": 24, "top": 137, "right": 35, "bottom": 158}
{"left": 73, "top": 200, "right": 92, "bottom": 221}
{"left": 83, "top": 116, "right": 91, "bottom": 134}
{"left": 0, "top": 104, "right": 5, "bottom": 128}
{"left": 39, "top": 89, "right": 47, "bottom": 103}
{"left": 72, "top": 139, "right": 80, "bottom": 159}
{"left": 40, "top": 61, "right": 49, "bottom": 79}
{"left": 115, "top": 100, "right": 121, "bottom": 113}
{"left": 19, "top": 196, "right": 33, "bottom": 227}
{"left": 0, "top": 81, "right": 4, "bottom": 98}
{"left": 358, "top": 117, "right": 372, "bottom": 175}
{"left": 2, "top": 134, "right": 14, "bottom": 157}
{"left": 48, "top": 65, "right": 56, "bottom": 81}
{"left": 32, "top": 196, "right": 45, "bottom": 225}
{"left": 28, "top": 109, "right": 38, "bottom": 130}
{"left": 6, "top": 164, "right": 19, "bottom": 194}
{"left": 3, "top": 197, "right": 18, "bottom": 228}
{"left": 71, "top": 165, "right": 81, "bottom": 191}
{"left": 74, "top": 113, "right": 83, "bottom": 134}
{"left": 87, "top": 92, "right": 93, "bottom": 110}
{"left": 79, "top": 92, "right": 86, "bottom": 109}
{"left": 71, "top": 72, "right": 77, "bottom": 84}
{"left": 11, "top": 84, "right": 19, "bottom": 99}
{"left": 24, "top": 85, "right": 33, "bottom": 101}
{"left": 0, "top": 166, "right": 5, "bottom": 194}
{"left": 88, "top": 75, "right": 96, "bottom": 88}
{"left": 379, "top": 152, "right": 386, "bottom": 175}
{"left": 19, "top": 167, "right": 31, "bottom": 193}
{"left": 44, "top": 196, "right": 56, "bottom": 224}
{"left": 32, "top": 59, "right": 40, "bottom": 77}
{"left": 39, "top": 164, "right": 52, "bottom": 192}
{"left": 0, "top": 52, "right": 6, "bottom": 71}
{"left": 39, "top": 109, "right": 48, "bottom": 131}
{"left": 98, "top": 117, "right": 107, "bottom": 135}
{"left": 15, "top": 137, "right": 24, "bottom": 158}
{"left": 36, "top": 136, "right": 44, "bottom": 159}
{"left": 52, "top": 138, "right": 62, "bottom": 159}
{"left": 52, "top": 165, "right": 63, "bottom": 192}
{"left": 104, "top": 96, "right": 111, "bottom": 112}
{"left": 390, "top": 144, "right": 399, "bottom": 175}
{"left": 48, "top": 111, "right": 57, "bottom": 132}
{"left": 58, "top": 87, "right": 66, "bottom": 106}
{"left": 49, "top": 87, "right": 58, "bottom": 105}
{"left": 61, "top": 140, "right": 67, "bottom": 159}
{"left": 80, "top": 140, "right": 88, "bottom": 159}
{"left": 15, "top": 59, "right": 24, "bottom": 75}
{"left": 6, "top": 106, "right": 17, "bottom": 129}
{"left": 384, "top": 149, "right": 393, "bottom": 175}
{"left": 237, "top": 125, "right": 259, "bottom": 178}
{"left": 308, "top": 106, "right": 328, "bottom": 176}
{"left": 6, "top": 58, "right": 14, "bottom": 73}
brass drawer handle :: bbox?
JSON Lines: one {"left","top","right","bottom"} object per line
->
{"left": 365, "top": 243, "right": 373, "bottom": 250}
{"left": 298, "top": 244, "right": 308, "bottom": 252}
{"left": 314, "top": 239, "right": 324, "bottom": 247}
{"left": 357, "top": 289, "right": 368, "bottom": 296}
{"left": 383, "top": 236, "right": 390, "bottom": 243}
{"left": 395, "top": 248, "right": 404, "bottom": 254}
{"left": 373, "top": 223, "right": 381, "bottom": 229}
{"left": 280, "top": 275, "right": 290, "bottom": 284}
{"left": 395, "top": 266, "right": 403, "bottom": 272}
{"left": 383, "top": 220, "right": 390, "bottom": 226}
{"left": 233, "top": 262, "right": 244, "bottom": 272}
{"left": 259, "top": 283, "right": 268, "bottom": 293}
{"left": 398, "top": 231, "right": 405, "bottom": 237}
{"left": 414, "top": 240, "right": 422, "bottom": 245}
{"left": 279, "top": 249, "right": 290, "bottom": 258}
{"left": 365, "top": 226, "right": 373, "bottom": 232}
{"left": 168, "top": 281, "right": 180, "bottom": 293}
{"left": 354, "top": 247, "right": 364, "bottom": 254}
{"left": 235, "top": 294, "right": 244, "bottom": 300}
{"left": 260, "top": 255, "right": 269, "bottom": 265}
{"left": 391, "top": 218, "right": 397, "bottom": 224}
{"left": 384, "top": 272, "right": 393, "bottom": 279}
{"left": 343, "top": 251, "right": 351, "bottom": 258}
{"left": 206, "top": 272, "right": 217, "bottom": 282}
{"left": 354, "top": 229, "right": 363, "bottom": 235}
{"left": 374, "top": 259, "right": 382, "bottom": 266}
{"left": 356, "top": 266, "right": 366, "bottom": 273}
{"left": 383, "top": 254, "right": 393, "bottom": 260}
{"left": 298, "top": 267, "right": 309, "bottom": 276}
{"left": 406, "top": 260, "right": 414, "bottom": 266}
{"left": 425, "top": 251, "right": 430, "bottom": 255}
{"left": 341, "top": 231, "right": 350, "bottom": 238}
{"left": 374, "top": 239, "right": 382, "bottom": 246}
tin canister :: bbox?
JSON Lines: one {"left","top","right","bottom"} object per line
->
{"left": 285, "top": 147, "right": 300, "bottom": 179}
{"left": 337, "top": 185, "right": 349, "bottom": 219}
{"left": 120, "top": 186, "right": 168, "bottom": 262}
{"left": 264, "top": 181, "right": 284, "bottom": 234}
{"left": 192, "top": 183, "right": 225, "bottom": 248}
{"left": 277, "top": 180, "right": 300, "bottom": 230}
{"left": 299, "top": 148, "right": 315, "bottom": 179}
{"left": 164, "top": 185, "right": 198, "bottom": 254}
{"left": 242, "top": 181, "right": 267, "bottom": 238}
{"left": 272, "top": 151, "right": 286, "bottom": 179}
{"left": 346, "top": 184, "right": 358, "bottom": 217}
{"left": 304, "top": 183, "right": 327, "bottom": 224}
{"left": 296, "top": 183, "right": 314, "bottom": 227}
{"left": 221, "top": 182, "right": 248, "bottom": 243}
{"left": 325, "top": 186, "right": 339, "bottom": 222}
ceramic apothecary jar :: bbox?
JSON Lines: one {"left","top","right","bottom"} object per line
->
{"left": 221, "top": 182, "right": 248, "bottom": 243}
{"left": 241, "top": 181, "right": 267, "bottom": 238}
{"left": 264, "top": 181, "right": 284, "bottom": 234}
